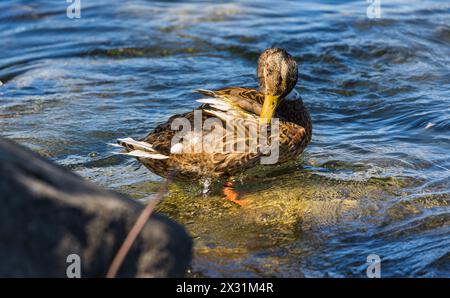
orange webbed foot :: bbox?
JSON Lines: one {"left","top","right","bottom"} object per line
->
{"left": 222, "top": 182, "right": 249, "bottom": 207}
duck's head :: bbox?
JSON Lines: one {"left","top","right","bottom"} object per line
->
{"left": 257, "top": 48, "right": 298, "bottom": 124}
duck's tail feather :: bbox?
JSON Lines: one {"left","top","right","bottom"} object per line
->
{"left": 114, "top": 138, "right": 169, "bottom": 159}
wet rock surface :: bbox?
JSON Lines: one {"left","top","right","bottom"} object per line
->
{"left": 0, "top": 137, "right": 192, "bottom": 277}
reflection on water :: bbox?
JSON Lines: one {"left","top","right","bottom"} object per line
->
{"left": 1, "top": 0, "right": 449, "bottom": 277}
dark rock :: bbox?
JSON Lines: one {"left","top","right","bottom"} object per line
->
{"left": 0, "top": 137, "right": 192, "bottom": 277}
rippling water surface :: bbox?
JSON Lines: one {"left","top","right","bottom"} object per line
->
{"left": 1, "top": 0, "right": 449, "bottom": 277}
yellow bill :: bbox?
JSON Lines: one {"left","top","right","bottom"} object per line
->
{"left": 259, "top": 94, "right": 280, "bottom": 125}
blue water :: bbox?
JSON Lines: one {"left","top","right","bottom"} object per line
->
{"left": 1, "top": 0, "right": 449, "bottom": 277}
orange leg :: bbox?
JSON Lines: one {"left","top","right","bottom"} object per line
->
{"left": 222, "top": 181, "right": 249, "bottom": 207}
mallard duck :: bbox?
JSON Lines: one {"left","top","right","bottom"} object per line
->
{"left": 117, "top": 48, "right": 312, "bottom": 204}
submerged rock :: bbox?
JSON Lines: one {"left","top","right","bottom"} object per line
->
{"left": 0, "top": 137, "right": 192, "bottom": 277}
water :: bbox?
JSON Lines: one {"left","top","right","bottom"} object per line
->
{"left": 1, "top": 0, "right": 449, "bottom": 277}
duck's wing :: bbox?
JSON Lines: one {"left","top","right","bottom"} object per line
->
{"left": 195, "top": 87, "right": 262, "bottom": 134}
{"left": 196, "top": 87, "right": 264, "bottom": 116}
{"left": 194, "top": 87, "right": 276, "bottom": 169}
{"left": 197, "top": 87, "right": 312, "bottom": 166}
